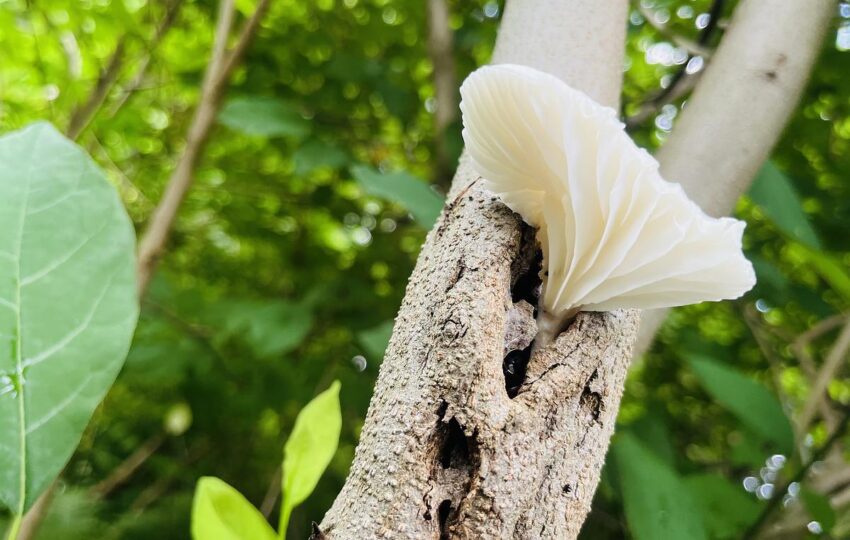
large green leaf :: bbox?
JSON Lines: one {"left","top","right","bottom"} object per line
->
{"left": 280, "top": 380, "right": 342, "bottom": 537}
{"left": 293, "top": 140, "right": 348, "bottom": 176}
{"left": 613, "top": 433, "right": 707, "bottom": 540}
{"left": 0, "top": 123, "right": 138, "bottom": 516}
{"left": 798, "top": 244, "right": 850, "bottom": 304}
{"left": 191, "top": 477, "right": 276, "bottom": 540}
{"left": 218, "top": 97, "right": 310, "bottom": 138}
{"left": 684, "top": 474, "right": 761, "bottom": 539}
{"left": 350, "top": 165, "right": 444, "bottom": 228}
{"left": 749, "top": 161, "right": 821, "bottom": 248}
{"left": 687, "top": 355, "right": 794, "bottom": 453}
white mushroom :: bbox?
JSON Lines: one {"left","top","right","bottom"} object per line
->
{"left": 459, "top": 64, "right": 756, "bottom": 345}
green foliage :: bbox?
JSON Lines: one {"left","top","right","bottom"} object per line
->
{"left": 280, "top": 381, "right": 342, "bottom": 537}
{"left": 748, "top": 161, "right": 821, "bottom": 248}
{"left": 686, "top": 355, "right": 794, "bottom": 454}
{"left": 683, "top": 474, "right": 760, "bottom": 539}
{"left": 613, "top": 433, "right": 707, "bottom": 540}
{"left": 800, "top": 488, "right": 836, "bottom": 534}
{"left": 356, "top": 320, "right": 395, "bottom": 362}
{"left": 351, "top": 165, "right": 445, "bottom": 228}
{"left": 191, "top": 477, "right": 277, "bottom": 540}
{"left": 0, "top": 123, "right": 138, "bottom": 516}
{"left": 218, "top": 97, "right": 310, "bottom": 139}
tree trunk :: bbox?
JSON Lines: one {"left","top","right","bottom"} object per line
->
{"left": 634, "top": 0, "right": 835, "bottom": 355}
{"left": 319, "top": 2, "right": 632, "bottom": 538}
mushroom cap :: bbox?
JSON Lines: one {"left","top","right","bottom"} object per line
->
{"left": 460, "top": 64, "right": 756, "bottom": 314}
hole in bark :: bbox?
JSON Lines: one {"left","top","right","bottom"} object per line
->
{"left": 563, "top": 484, "right": 572, "bottom": 494}
{"left": 510, "top": 247, "right": 542, "bottom": 309}
{"left": 580, "top": 370, "right": 603, "bottom": 421}
{"left": 439, "top": 418, "right": 470, "bottom": 469}
{"left": 503, "top": 344, "right": 532, "bottom": 398}
{"left": 437, "top": 499, "right": 453, "bottom": 539}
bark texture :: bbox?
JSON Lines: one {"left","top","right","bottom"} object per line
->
{"left": 634, "top": 0, "right": 835, "bottom": 354}
{"left": 321, "top": 2, "right": 634, "bottom": 537}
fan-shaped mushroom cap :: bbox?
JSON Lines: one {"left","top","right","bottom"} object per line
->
{"left": 460, "top": 64, "right": 756, "bottom": 315}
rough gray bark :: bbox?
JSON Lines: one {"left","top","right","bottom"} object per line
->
{"left": 320, "top": 2, "right": 634, "bottom": 537}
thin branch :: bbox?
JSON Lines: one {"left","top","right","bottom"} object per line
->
{"left": 66, "top": 38, "right": 127, "bottom": 140}
{"left": 13, "top": 483, "right": 57, "bottom": 540}
{"left": 798, "top": 318, "right": 850, "bottom": 432}
{"left": 107, "top": 0, "right": 184, "bottom": 116}
{"left": 136, "top": 0, "right": 273, "bottom": 295}
{"left": 635, "top": 3, "right": 713, "bottom": 58}
{"left": 426, "top": 0, "right": 458, "bottom": 187}
{"left": 745, "top": 406, "right": 850, "bottom": 539}
{"left": 90, "top": 432, "right": 166, "bottom": 499}
{"left": 625, "top": 0, "right": 724, "bottom": 130}
{"left": 260, "top": 465, "right": 282, "bottom": 518}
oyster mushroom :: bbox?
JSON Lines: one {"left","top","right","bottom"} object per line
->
{"left": 460, "top": 64, "right": 756, "bottom": 345}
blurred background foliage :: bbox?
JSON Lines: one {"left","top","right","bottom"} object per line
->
{"left": 0, "top": 0, "right": 849, "bottom": 538}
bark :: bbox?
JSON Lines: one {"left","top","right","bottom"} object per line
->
{"left": 319, "top": 2, "right": 632, "bottom": 538}
{"left": 634, "top": 0, "right": 836, "bottom": 355}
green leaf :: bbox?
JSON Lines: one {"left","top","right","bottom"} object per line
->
{"left": 800, "top": 488, "right": 836, "bottom": 532}
{"left": 749, "top": 161, "right": 821, "bottom": 248}
{"left": 218, "top": 97, "right": 310, "bottom": 138}
{"left": 294, "top": 140, "right": 348, "bottom": 176}
{"left": 191, "top": 477, "right": 277, "bottom": 540}
{"left": 687, "top": 355, "right": 795, "bottom": 453}
{"left": 613, "top": 433, "right": 707, "bottom": 540}
{"left": 0, "top": 122, "right": 138, "bottom": 515}
{"left": 217, "top": 299, "right": 314, "bottom": 358}
{"left": 357, "top": 320, "right": 394, "bottom": 362}
{"left": 798, "top": 244, "right": 850, "bottom": 304}
{"left": 280, "top": 381, "right": 342, "bottom": 538}
{"left": 683, "top": 474, "right": 761, "bottom": 539}
{"left": 350, "top": 165, "right": 444, "bottom": 228}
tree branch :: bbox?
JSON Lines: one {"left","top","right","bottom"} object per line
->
{"left": 319, "top": 1, "right": 632, "bottom": 538}
{"left": 798, "top": 318, "right": 850, "bottom": 432}
{"left": 634, "top": 0, "right": 835, "bottom": 355}
{"left": 426, "top": 0, "right": 458, "bottom": 187}
{"left": 65, "top": 38, "right": 127, "bottom": 140}
{"left": 135, "top": 0, "right": 271, "bottom": 295}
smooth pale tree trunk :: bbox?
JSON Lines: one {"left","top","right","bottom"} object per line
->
{"left": 319, "top": 2, "right": 631, "bottom": 538}
{"left": 634, "top": 0, "right": 835, "bottom": 355}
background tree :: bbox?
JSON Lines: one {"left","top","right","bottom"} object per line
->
{"left": 0, "top": 0, "right": 849, "bottom": 538}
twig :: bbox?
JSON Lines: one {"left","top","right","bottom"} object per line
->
{"left": 744, "top": 406, "right": 850, "bottom": 539}
{"left": 66, "top": 38, "right": 127, "bottom": 140}
{"left": 625, "top": 0, "right": 725, "bottom": 129}
{"left": 798, "top": 319, "right": 850, "bottom": 432}
{"left": 260, "top": 465, "right": 282, "bottom": 517}
{"left": 426, "top": 0, "right": 458, "bottom": 188}
{"left": 12, "top": 483, "right": 57, "bottom": 540}
{"left": 136, "top": 0, "right": 273, "bottom": 295}
{"left": 635, "top": 3, "right": 713, "bottom": 58}
{"left": 107, "top": 0, "right": 184, "bottom": 116}
{"left": 90, "top": 432, "right": 166, "bottom": 499}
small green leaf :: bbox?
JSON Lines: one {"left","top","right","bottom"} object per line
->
{"left": 357, "top": 320, "right": 394, "bottom": 362}
{"left": 280, "top": 381, "right": 342, "bottom": 538}
{"left": 687, "top": 355, "right": 794, "bottom": 453}
{"left": 0, "top": 122, "right": 139, "bottom": 515}
{"left": 191, "top": 477, "right": 277, "bottom": 540}
{"left": 350, "top": 165, "right": 444, "bottom": 228}
{"left": 218, "top": 97, "right": 310, "bottom": 138}
{"left": 613, "top": 433, "right": 707, "bottom": 540}
{"left": 684, "top": 474, "right": 761, "bottom": 538}
{"left": 749, "top": 161, "right": 821, "bottom": 248}
{"left": 798, "top": 244, "right": 850, "bottom": 304}
{"left": 800, "top": 488, "right": 836, "bottom": 532}
{"left": 294, "top": 140, "right": 348, "bottom": 176}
